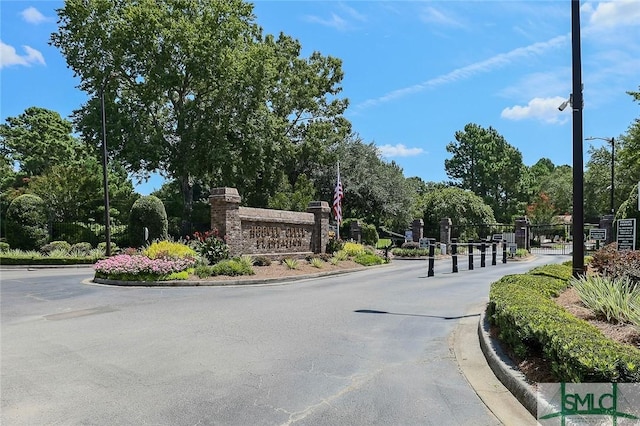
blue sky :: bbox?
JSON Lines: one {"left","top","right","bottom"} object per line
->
{"left": 1, "top": 1, "right": 639, "bottom": 195}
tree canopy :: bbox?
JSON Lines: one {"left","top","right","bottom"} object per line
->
{"left": 52, "top": 0, "right": 350, "bottom": 235}
{"left": 0, "top": 107, "right": 80, "bottom": 176}
{"left": 444, "top": 123, "right": 525, "bottom": 222}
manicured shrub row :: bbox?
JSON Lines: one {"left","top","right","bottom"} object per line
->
{"left": 488, "top": 263, "right": 640, "bottom": 382}
{"left": 392, "top": 248, "right": 430, "bottom": 257}
{"left": 0, "top": 256, "right": 97, "bottom": 265}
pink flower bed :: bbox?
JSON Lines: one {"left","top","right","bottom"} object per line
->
{"left": 94, "top": 254, "right": 196, "bottom": 276}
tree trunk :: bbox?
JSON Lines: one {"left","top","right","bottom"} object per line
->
{"left": 180, "top": 174, "right": 194, "bottom": 237}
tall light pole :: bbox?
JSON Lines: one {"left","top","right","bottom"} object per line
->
{"left": 571, "top": 0, "right": 584, "bottom": 277}
{"left": 100, "top": 75, "right": 112, "bottom": 256}
{"left": 586, "top": 136, "right": 615, "bottom": 215}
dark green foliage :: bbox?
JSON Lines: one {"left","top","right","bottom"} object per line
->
{"left": 253, "top": 256, "right": 272, "bottom": 267}
{"left": 353, "top": 252, "right": 385, "bottom": 266}
{"left": 53, "top": 222, "right": 98, "bottom": 245}
{"left": 70, "top": 242, "right": 93, "bottom": 255}
{"left": 0, "top": 242, "right": 9, "bottom": 252}
{"left": 361, "top": 223, "right": 379, "bottom": 246}
{"left": 488, "top": 263, "right": 640, "bottom": 382}
{"left": 305, "top": 253, "right": 332, "bottom": 262}
{"left": 616, "top": 183, "right": 640, "bottom": 249}
{"left": 190, "top": 229, "right": 229, "bottom": 265}
{"left": 40, "top": 241, "right": 71, "bottom": 255}
{"left": 401, "top": 241, "right": 420, "bottom": 250}
{"left": 5, "top": 194, "right": 49, "bottom": 250}
{"left": 0, "top": 256, "right": 97, "bottom": 265}
{"left": 325, "top": 238, "right": 344, "bottom": 254}
{"left": 128, "top": 196, "right": 168, "bottom": 247}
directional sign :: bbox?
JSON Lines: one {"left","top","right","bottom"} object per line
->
{"left": 589, "top": 228, "right": 606, "bottom": 241}
{"left": 419, "top": 238, "right": 430, "bottom": 249}
{"left": 617, "top": 218, "right": 636, "bottom": 251}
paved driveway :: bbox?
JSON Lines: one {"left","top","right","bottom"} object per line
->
{"left": 1, "top": 256, "right": 566, "bottom": 425}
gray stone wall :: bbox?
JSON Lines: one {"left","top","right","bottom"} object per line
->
{"left": 210, "top": 187, "right": 329, "bottom": 257}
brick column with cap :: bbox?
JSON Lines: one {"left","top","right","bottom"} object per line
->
{"left": 209, "top": 187, "right": 242, "bottom": 256}
{"left": 307, "top": 201, "right": 331, "bottom": 254}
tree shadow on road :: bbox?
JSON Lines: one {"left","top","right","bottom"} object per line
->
{"left": 354, "top": 309, "right": 480, "bottom": 320}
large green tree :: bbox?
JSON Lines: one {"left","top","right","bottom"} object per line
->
{"left": 0, "top": 107, "right": 81, "bottom": 176}
{"left": 312, "top": 135, "right": 413, "bottom": 232}
{"left": 52, "top": 0, "right": 349, "bottom": 235}
{"left": 616, "top": 89, "right": 640, "bottom": 203}
{"left": 444, "top": 123, "right": 525, "bottom": 222}
{"left": 419, "top": 187, "right": 496, "bottom": 241}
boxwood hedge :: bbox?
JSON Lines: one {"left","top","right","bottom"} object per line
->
{"left": 487, "top": 263, "right": 640, "bottom": 382}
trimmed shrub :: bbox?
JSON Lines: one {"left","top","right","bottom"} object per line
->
{"left": 253, "top": 256, "right": 272, "bottom": 267}
{"left": 211, "top": 259, "right": 254, "bottom": 276}
{"left": 128, "top": 195, "right": 168, "bottom": 247}
{"left": 401, "top": 241, "right": 420, "bottom": 250}
{"left": 0, "top": 242, "right": 10, "bottom": 252}
{"left": 488, "top": 263, "right": 640, "bottom": 382}
{"left": 5, "top": 194, "right": 49, "bottom": 250}
{"left": 361, "top": 223, "right": 379, "bottom": 246}
{"left": 40, "top": 241, "right": 72, "bottom": 255}
{"left": 354, "top": 253, "right": 385, "bottom": 266}
{"left": 70, "top": 242, "right": 93, "bottom": 256}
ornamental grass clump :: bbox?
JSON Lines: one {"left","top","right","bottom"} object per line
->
{"left": 310, "top": 257, "right": 323, "bottom": 268}
{"left": 571, "top": 275, "right": 640, "bottom": 324}
{"left": 94, "top": 254, "right": 196, "bottom": 281}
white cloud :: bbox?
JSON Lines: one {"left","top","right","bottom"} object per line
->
{"left": 378, "top": 144, "right": 425, "bottom": 158}
{"left": 419, "top": 6, "right": 463, "bottom": 28}
{"left": 21, "top": 7, "right": 52, "bottom": 24}
{"left": 501, "top": 96, "right": 569, "bottom": 125}
{"left": 587, "top": 0, "right": 640, "bottom": 29}
{"left": 357, "top": 34, "right": 568, "bottom": 109}
{"left": 0, "top": 41, "right": 46, "bottom": 68}
{"left": 304, "top": 13, "right": 349, "bottom": 31}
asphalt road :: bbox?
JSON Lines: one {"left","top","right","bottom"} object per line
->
{"left": 1, "top": 256, "right": 567, "bottom": 425}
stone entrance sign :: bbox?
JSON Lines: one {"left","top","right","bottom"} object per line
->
{"left": 209, "top": 187, "right": 330, "bottom": 257}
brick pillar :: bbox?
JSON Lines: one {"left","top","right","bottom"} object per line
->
{"left": 209, "top": 187, "right": 242, "bottom": 257}
{"left": 350, "top": 220, "right": 362, "bottom": 244}
{"left": 411, "top": 219, "right": 423, "bottom": 242}
{"left": 307, "top": 201, "right": 331, "bottom": 254}
{"left": 599, "top": 214, "right": 614, "bottom": 245}
{"left": 440, "top": 217, "right": 452, "bottom": 245}
{"left": 515, "top": 216, "right": 530, "bottom": 251}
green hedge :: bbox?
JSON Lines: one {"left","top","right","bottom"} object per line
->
{"left": 0, "top": 256, "right": 98, "bottom": 265}
{"left": 487, "top": 263, "right": 640, "bottom": 382}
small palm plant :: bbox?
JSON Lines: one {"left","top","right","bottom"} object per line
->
{"left": 310, "top": 257, "right": 323, "bottom": 269}
{"left": 283, "top": 258, "right": 299, "bottom": 270}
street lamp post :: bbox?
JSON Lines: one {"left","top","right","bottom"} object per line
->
{"left": 570, "top": 0, "right": 584, "bottom": 277}
{"left": 100, "top": 76, "right": 112, "bottom": 256}
{"left": 586, "top": 136, "right": 615, "bottom": 215}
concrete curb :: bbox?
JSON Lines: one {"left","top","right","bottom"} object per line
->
{"left": 478, "top": 309, "right": 538, "bottom": 418}
{"left": 90, "top": 263, "right": 391, "bottom": 287}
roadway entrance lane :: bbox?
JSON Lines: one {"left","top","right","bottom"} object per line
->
{"left": 1, "top": 255, "right": 569, "bottom": 425}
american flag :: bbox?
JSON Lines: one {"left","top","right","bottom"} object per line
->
{"left": 333, "top": 163, "right": 343, "bottom": 226}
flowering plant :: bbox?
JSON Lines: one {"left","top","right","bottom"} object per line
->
{"left": 94, "top": 254, "right": 196, "bottom": 281}
{"left": 189, "top": 229, "right": 229, "bottom": 265}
